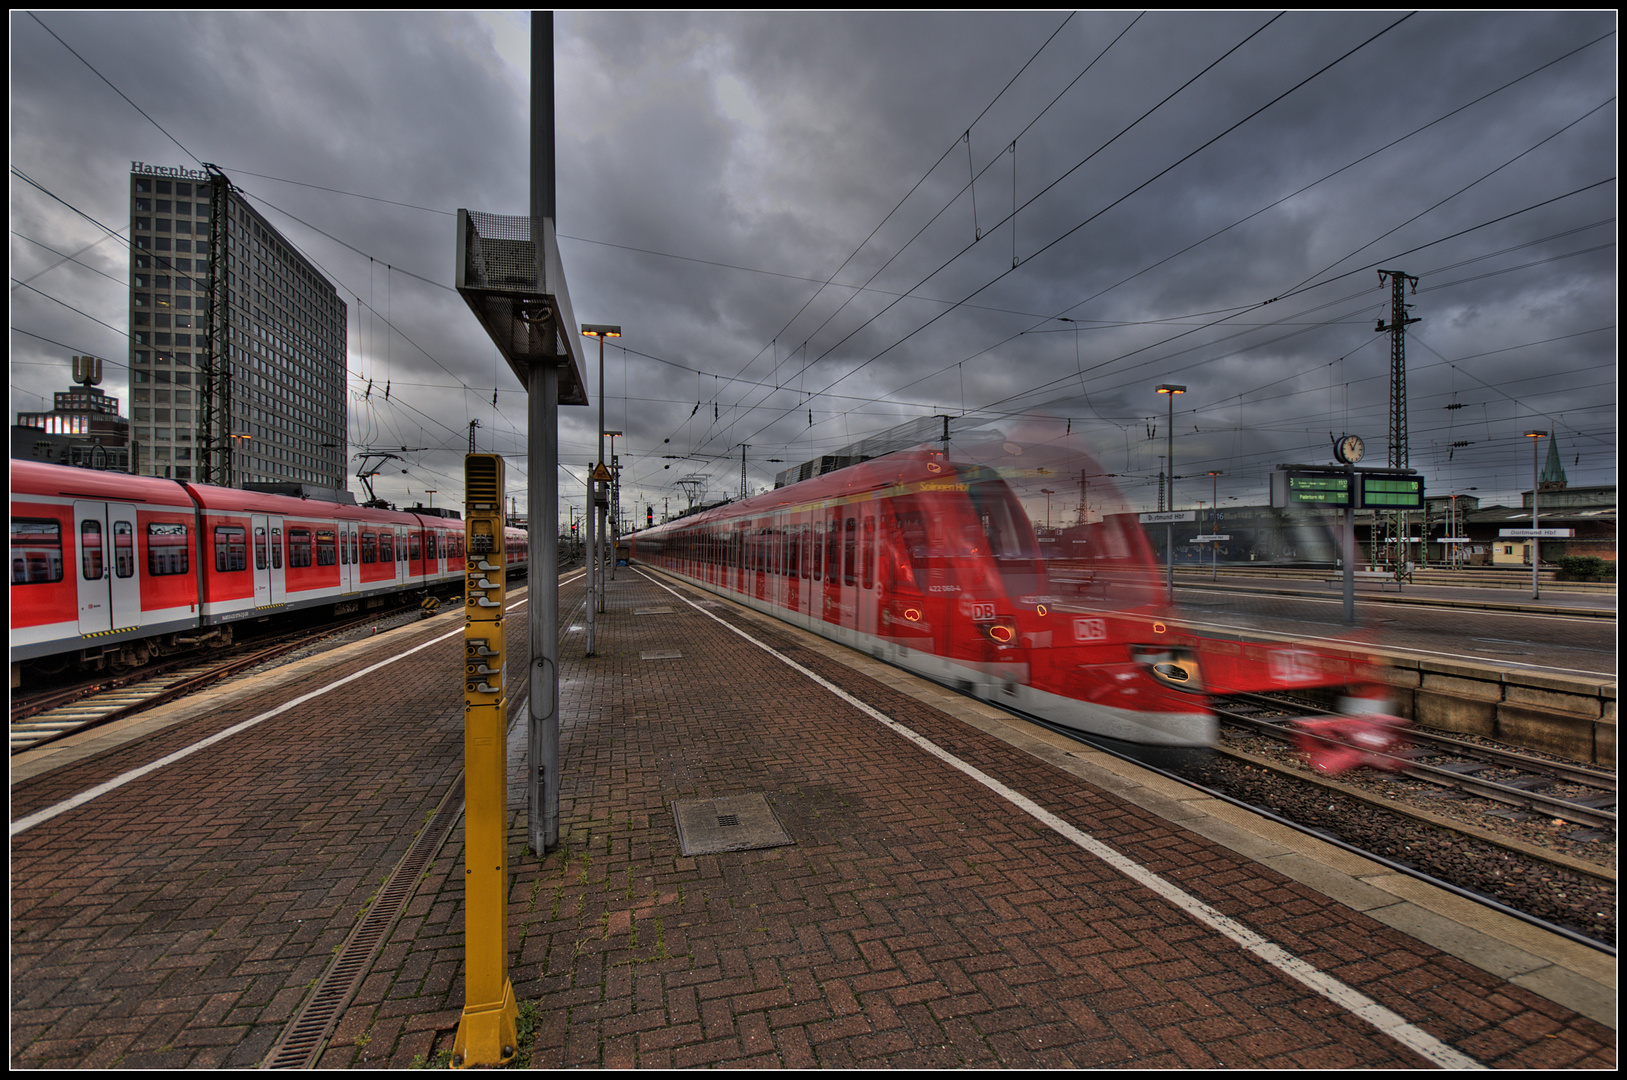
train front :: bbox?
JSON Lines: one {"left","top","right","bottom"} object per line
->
{"left": 896, "top": 421, "right": 1216, "bottom": 755}
{"left": 932, "top": 419, "right": 1401, "bottom": 770}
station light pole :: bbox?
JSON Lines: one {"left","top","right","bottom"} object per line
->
{"left": 1156, "top": 384, "right": 1185, "bottom": 603}
{"left": 581, "top": 325, "right": 620, "bottom": 640}
{"left": 1524, "top": 430, "right": 1546, "bottom": 599}
{"left": 1207, "top": 470, "right": 1222, "bottom": 580}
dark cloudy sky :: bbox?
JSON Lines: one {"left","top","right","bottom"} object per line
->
{"left": 10, "top": 10, "right": 1616, "bottom": 522}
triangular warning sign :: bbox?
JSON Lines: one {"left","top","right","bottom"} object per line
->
{"left": 591, "top": 462, "right": 614, "bottom": 482}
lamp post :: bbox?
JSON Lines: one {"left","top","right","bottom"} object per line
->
{"left": 1040, "top": 489, "right": 1054, "bottom": 530}
{"left": 1156, "top": 384, "right": 1185, "bottom": 602}
{"left": 230, "top": 431, "right": 250, "bottom": 488}
{"left": 1524, "top": 430, "right": 1546, "bottom": 599}
{"left": 581, "top": 324, "right": 621, "bottom": 645}
{"left": 1207, "top": 470, "right": 1223, "bottom": 580}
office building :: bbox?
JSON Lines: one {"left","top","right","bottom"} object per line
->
{"left": 128, "top": 162, "right": 347, "bottom": 488}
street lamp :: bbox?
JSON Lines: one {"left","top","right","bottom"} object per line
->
{"left": 1155, "top": 384, "right": 1185, "bottom": 602}
{"left": 230, "top": 431, "right": 251, "bottom": 488}
{"left": 581, "top": 324, "right": 621, "bottom": 636}
{"left": 1524, "top": 430, "right": 1546, "bottom": 599}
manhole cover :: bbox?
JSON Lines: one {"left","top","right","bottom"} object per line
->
{"left": 672, "top": 794, "right": 793, "bottom": 855}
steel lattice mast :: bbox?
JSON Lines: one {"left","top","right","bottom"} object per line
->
{"left": 1375, "top": 269, "right": 1419, "bottom": 572}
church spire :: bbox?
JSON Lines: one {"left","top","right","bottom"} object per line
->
{"left": 1538, "top": 432, "right": 1567, "bottom": 491}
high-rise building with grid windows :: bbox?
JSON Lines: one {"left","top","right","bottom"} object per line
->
{"left": 127, "top": 163, "right": 347, "bottom": 489}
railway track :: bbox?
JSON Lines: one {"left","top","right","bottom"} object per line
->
{"left": 1212, "top": 692, "right": 1616, "bottom": 834}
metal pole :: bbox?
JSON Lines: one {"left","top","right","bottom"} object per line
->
{"left": 529, "top": 10, "right": 561, "bottom": 853}
{"left": 584, "top": 469, "right": 595, "bottom": 655}
{"left": 1166, "top": 393, "right": 1175, "bottom": 603}
{"left": 1531, "top": 434, "right": 1542, "bottom": 600}
{"left": 528, "top": 364, "right": 559, "bottom": 853}
{"left": 596, "top": 335, "right": 607, "bottom": 614}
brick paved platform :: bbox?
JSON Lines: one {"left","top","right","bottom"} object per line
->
{"left": 11, "top": 569, "right": 1615, "bottom": 1069}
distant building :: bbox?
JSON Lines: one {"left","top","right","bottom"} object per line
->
{"left": 12, "top": 354, "right": 132, "bottom": 471}
{"left": 128, "top": 163, "right": 347, "bottom": 488}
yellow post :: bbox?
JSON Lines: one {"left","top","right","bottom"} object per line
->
{"left": 453, "top": 454, "right": 518, "bottom": 1067}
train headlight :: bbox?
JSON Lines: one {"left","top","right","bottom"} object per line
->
{"left": 983, "top": 620, "right": 1018, "bottom": 647}
{"left": 1132, "top": 646, "right": 1203, "bottom": 691}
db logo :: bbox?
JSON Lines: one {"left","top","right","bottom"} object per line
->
{"left": 1073, "top": 618, "right": 1107, "bottom": 642}
{"left": 970, "top": 602, "right": 996, "bottom": 621}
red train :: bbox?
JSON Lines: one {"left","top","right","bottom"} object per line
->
{"left": 631, "top": 424, "right": 1388, "bottom": 754}
{"left": 10, "top": 459, "right": 527, "bottom": 683}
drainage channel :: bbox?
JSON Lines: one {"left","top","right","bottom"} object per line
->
{"left": 262, "top": 773, "right": 466, "bottom": 1068}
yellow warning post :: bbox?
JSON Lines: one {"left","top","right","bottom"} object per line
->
{"left": 453, "top": 453, "right": 517, "bottom": 1067}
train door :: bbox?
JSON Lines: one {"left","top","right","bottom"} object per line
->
{"left": 251, "top": 516, "right": 271, "bottom": 608}
{"left": 251, "top": 515, "right": 286, "bottom": 607}
{"left": 74, "top": 501, "right": 141, "bottom": 638}
{"left": 341, "top": 522, "right": 359, "bottom": 593}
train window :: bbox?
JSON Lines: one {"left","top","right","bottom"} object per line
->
{"left": 811, "top": 522, "right": 822, "bottom": 580}
{"left": 287, "top": 528, "right": 311, "bottom": 568}
{"left": 80, "top": 519, "right": 105, "bottom": 581}
{"left": 339, "top": 529, "right": 350, "bottom": 565}
{"left": 254, "top": 526, "right": 268, "bottom": 571}
{"left": 147, "top": 522, "right": 190, "bottom": 576}
{"left": 114, "top": 520, "right": 136, "bottom": 579}
{"left": 361, "top": 532, "right": 377, "bottom": 565}
{"left": 271, "top": 527, "right": 283, "bottom": 569}
{"left": 827, "top": 517, "right": 842, "bottom": 581}
{"left": 839, "top": 517, "right": 855, "bottom": 586}
{"left": 380, "top": 531, "right": 394, "bottom": 564}
{"left": 11, "top": 519, "right": 63, "bottom": 584}
{"left": 315, "top": 530, "right": 337, "bottom": 567}
{"left": 862, "top": 516, "right": 875, "bottom": 589}
{"left": 214, "top": 525, "right": 248, "bottom": 572}
{"left": 409, "top": 532, "right": 421, "bottom": 562}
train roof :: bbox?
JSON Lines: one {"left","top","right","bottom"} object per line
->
{"left": 10, "top": 459, "right": 195, "bottom": 506}
{"left": 647, "top": 448, "right": 962, "bottom": 533}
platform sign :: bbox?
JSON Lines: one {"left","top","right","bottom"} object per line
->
{"left": 1499, "top": 528, "right": 1573, "bottom": 538}
{"left": 1360, "top": 474, "right": 1424, "bottom": 510}
{"left": 1191, "top": 534, "right": 1231, "bottom": 542}
{"left": 1138, "top": 510, "right": 1196, "bottom": 523}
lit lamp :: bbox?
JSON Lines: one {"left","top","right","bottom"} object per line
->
{"left": 1524, "top": 430, "right": 1546, "bottom": 599}
{"left": 1156, "top": 384, "right": 1185, "bottom": 602}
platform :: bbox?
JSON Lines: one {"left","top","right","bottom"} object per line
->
{"left": 9, "top": 569, "right": 1614, "bottom": 1068}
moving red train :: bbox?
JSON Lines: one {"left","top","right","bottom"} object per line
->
{"left": 10, "top": 459, "right": 526, "bottom": 683}
{"left": 631, "top": 423, "right": 1388, "bottom": 755}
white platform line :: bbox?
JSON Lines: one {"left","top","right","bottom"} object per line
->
{"left": 639, "top": 568, "right": 1481, "bottom": 1070}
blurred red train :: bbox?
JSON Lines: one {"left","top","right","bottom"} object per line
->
{"left": 631, "top": 427, "right": 1388, "bottom": 755}
{"left": 10, "top": 459, "right": 526, "bottom": 682}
